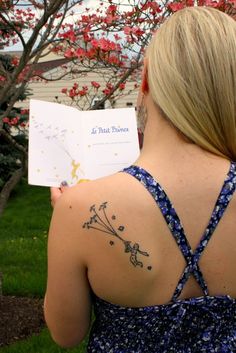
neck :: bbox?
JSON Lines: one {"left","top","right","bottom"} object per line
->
{"left": 136, "top": 95, "right": 210, "bottom": 168}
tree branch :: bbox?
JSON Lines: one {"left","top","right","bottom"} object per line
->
{"left": 0, "top": 128, "right": 28, "bottom": 156}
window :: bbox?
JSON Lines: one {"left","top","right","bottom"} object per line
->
{"left": 92, "top": 98, "right": 105, "bottom": 110}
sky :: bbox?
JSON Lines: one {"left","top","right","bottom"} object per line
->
{"left": 4, "top": 0, "right": 134, "bottom": 52}
{"left": 4, "top": 0, "right": 106, "bottom": 51}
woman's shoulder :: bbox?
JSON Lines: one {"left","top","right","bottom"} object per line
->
{"left": 52, "top": 169, "right": 154, "bottom": 244}
{"left": 57, "top": 171, "right": 139, "bottom": 213}
{"left": 49, "top": 170, "right": 147, "bottom": 265}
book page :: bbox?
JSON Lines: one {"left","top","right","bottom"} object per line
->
{"left": 28, "top": 100, "right": 140, "bottom": 187}
{"left": 80, "top": 108, "right": 140, "bottom": 180}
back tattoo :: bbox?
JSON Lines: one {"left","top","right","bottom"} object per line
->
{"left": 83, "top": 202, "right": 152, "bottom": 271}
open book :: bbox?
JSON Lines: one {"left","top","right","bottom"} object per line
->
{"left": 28, "top": 100, "right": 140, "bottom": 187}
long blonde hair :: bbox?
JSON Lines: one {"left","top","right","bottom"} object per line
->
{"left": 147, "top": 7, "right": 236, "bottom": 161}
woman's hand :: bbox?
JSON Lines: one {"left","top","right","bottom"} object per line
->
{"left": 50, "top": 181, "right": 68, "bottom": 208}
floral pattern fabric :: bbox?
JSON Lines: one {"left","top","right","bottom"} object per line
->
{"left": 87, "top": 161, "right": 236, "bottom": 353}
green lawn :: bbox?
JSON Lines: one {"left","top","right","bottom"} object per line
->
{"left": 0, "top": 179, "right": 87, "bottom": 352}
{"left": 0, "top": 329, "right": 88, "bottom": 353}
{"left": 0, "top": 180, "right": 51, "bottom": 296}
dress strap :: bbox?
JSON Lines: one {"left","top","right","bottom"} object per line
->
{"left": 176, "top": 161, "right": 236, "bottom": 295}
{"left": 122, "top": 162, "right": 236, "bottom": 301}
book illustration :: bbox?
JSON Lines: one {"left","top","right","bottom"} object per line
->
{"left": 71, "top": 160, "right": 90, "bottom": 184}
{"left": 31, "top": 115, "right": 86, "bottom": 184}
{"left": 71, "top": 160, "right": 80, "bottom": 182}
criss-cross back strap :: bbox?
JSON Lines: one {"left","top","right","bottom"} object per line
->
{"left": 122, "top": 162, "right": 236, "bottom": 301}
{"left": 175, "top": 161, "right": 236, "bottom": 299}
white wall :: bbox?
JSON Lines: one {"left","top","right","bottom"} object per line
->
{"left": 16, "top": 63, "right": 139, "bottom": 110}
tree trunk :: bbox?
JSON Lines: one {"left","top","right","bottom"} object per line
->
{"left": 0, "top": 167, "right": 24, "bottom": 217}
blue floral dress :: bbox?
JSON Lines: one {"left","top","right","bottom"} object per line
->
{"left": 87, "top": 161, "right": 236, "bottom": 353}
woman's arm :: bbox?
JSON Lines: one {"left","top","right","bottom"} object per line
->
{"left": 44, "top": 187, "right": 92, "bottom": 348}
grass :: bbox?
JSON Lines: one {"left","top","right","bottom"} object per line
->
{"left": 0, "top": 179, "right": 51, "bottom": 296}
{"left": 0, "top": 329, "right": 88, "bottom": 353}
{"left": 1, "top": 235, "right": 47, "bottom": 296}
{"left": 0, "top": 179, "right": 87, "bottom": 352}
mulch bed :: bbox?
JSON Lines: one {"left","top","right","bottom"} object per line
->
{"left": 0, "top": 295, "right": 45, "bottom": 347}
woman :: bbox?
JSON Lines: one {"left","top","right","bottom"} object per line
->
{"left": 44, "top": 7, "right": 236, "bottom": 352}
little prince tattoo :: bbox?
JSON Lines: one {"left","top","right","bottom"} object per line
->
{"left": 83, "top": 202, "right": 152, "bottom": 270}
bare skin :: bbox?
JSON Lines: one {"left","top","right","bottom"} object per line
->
{"left": 44, "top": 86, "right": 236, "bottom": 348}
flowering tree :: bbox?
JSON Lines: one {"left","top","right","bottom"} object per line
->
{"left": 0, "top": 0, "right": 235, "bottom": 216}
{"left": 0, "top": 0, "right": 83, "bottom": 215}
{"left": 51, "top": 0, "right": 236, "bottom": 110}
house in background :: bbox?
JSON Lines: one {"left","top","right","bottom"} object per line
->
{"left": 3, "top": 51, "right": 139, "bottom": 111}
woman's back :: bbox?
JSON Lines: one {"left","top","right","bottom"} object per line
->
{"left": 84, "top": 151, "right": 236, "bottom": 307}
{"left": 82, "top": 152, "right": 236, "bottom": 352}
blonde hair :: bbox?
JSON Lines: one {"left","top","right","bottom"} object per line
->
{"left": 147, "top": 7, "right": 236, "bottom": 161}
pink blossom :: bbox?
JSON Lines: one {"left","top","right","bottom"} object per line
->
{"left": 186, "top": 0, "right": 194, "bottom": 5}
{"left": 107, "top": 5, "right": 117, "bottom": 13}
{"left": 76, "top": 48, "right": 86, "bottom": 58}
{"left": 20, "top": 109, "right": 29, "bottom": 115}
{"left": 91, "top": 81, "right": 101, "bottom": 89}
{"left": 114, "top": 34, "right": 121, "bottom": 41}
{"left": 69, "top": 89, "right": 77, "bottom": 98}
{"left": 132, "top": 27, "right": 145, "bottom": 37}
{"left": 63, "top": 30, "right": 76, "bottom": 42}
{"left": 168, "top": 2, "right": 185, "bottom": 12}
{"left": 107, "top": 55, "right": 119, "bottom": 65}
{"left": 119, "top": 83, "right": 125, "bottom": 90}
{"left": 124, "top": 26, "right": 132, "bottom": 35}
{"left": 87, "top": 48, "right": 97, "bottom": 59}
{"left": 105, "top": 15, "right": 115, "bottom": 24}
{"left": 11, "top": 56, "right": 19, "bottom": 66}
{"left": 64, "top": 48, "right": 75, "bottom": 58}
{"left": 99, "top": 38, "right": 110, "bottom": 51}
{"left": 91, "top": 39, "right": 99, "bottom": 49}
{"left": 102, "top": 88, "right": 111, "bottom": 95}
{"left": 106, "top": 82, "right": 113, "bottom": 90}
{"left": 78, "top": 90, "right": 87, "bottom": 96}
